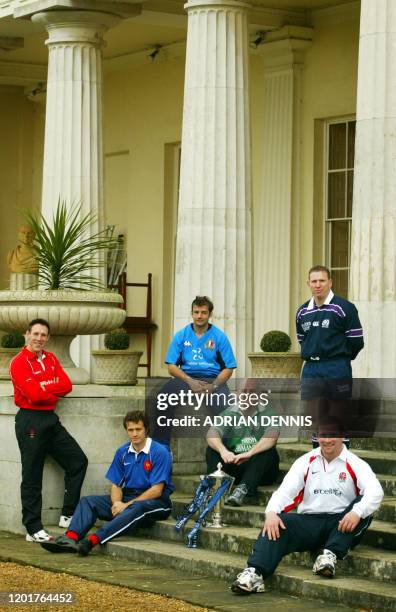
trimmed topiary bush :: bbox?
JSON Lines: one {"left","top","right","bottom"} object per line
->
{"left": 1, "top": 332, "right": 25, "bottom": 349}
{"left": 104, "top": 328, "right": 130, "bottom": 350}
{"left": 260, "top": 330, "right": 291, "bottom": 353}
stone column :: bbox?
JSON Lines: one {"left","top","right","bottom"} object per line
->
{"left": 31, "top": 10, "right": 120, "bottom": 378}
{"left": 174, "top": 0, "right": 252, "bottom": 373}
{"left": 350, "top": 0, "right": 396, "bottom": 377}
{"left": 254, "top": 27, "right": 312, "bottom": 348}
{"left": 32, "top": 10, "right": 119, "bottom": 226}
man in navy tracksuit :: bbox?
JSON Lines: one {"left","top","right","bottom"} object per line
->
{"left": 296, "top": 266, "right": 364, "bottom": 443}
{"left": 40, "top": 410, "right": 173, "bottom": 556}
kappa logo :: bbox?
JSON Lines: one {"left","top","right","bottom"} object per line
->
{"left": 184, "top": 341, "right": 192, "bottom": 347}
{"left": 322, "top": 319, "right": 330, "bottom": 328}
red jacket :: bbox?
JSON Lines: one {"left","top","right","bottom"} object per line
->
{"left": 10, "top": 346, "right": 72, "bottom": 411}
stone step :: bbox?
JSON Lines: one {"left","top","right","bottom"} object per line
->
{"left": 0, "top": 532, "right": 359, "bottom": 612}
{"left": 138, "top": 515, "right": 396, "bottom": 566}
{"left": 171, "top": 493, "right": 395, "bottom": 528}
{"left": 172, "top": 468, "right": 396, "bottom": 499}
{"left": 349, "top": 438, "right": 396, "bottom": 452}
{"left": 105, "top": 537, "right": 396, "bottom": 611}
{"left": 297, "top": 437, "right": 396, "bottom": 452}
{"left": 276, "top": 444, "right": 396, "bottom": 476}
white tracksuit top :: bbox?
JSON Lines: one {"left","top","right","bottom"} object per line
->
{"left": 266, "top": 446, "right": 384, "bottom": 519}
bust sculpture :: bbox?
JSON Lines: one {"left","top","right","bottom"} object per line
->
{"left": 7, "top": 226, "right": 38, "bottom": 274}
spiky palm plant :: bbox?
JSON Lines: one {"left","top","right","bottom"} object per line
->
{"left": 26, "top": 201, "right": 118, "bottom": 290}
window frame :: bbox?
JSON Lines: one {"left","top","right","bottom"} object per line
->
{"left": 323, "top": 116, "right": 356, "bottom": 297}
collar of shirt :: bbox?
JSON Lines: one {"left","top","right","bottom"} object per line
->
{"left": 314, "top": 443, "right": 348, "bottom": 467}
{"left": 307, "top": 289, "right": 334, "bottom": 311}
{"left": 23, "top": 346, "right": 47, "bottom": 362}
{"left": 127, "top": 437, "right": 152, "bottom": 455}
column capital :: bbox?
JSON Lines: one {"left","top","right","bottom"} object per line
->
{"left": 256, "top": 25, "right": 313, "bottom": 70}
{"left": 31, "top": 10, "right": 123, "bottom": 46}
{"left": 184, "top": 0, "right": 250, "bottom": 12}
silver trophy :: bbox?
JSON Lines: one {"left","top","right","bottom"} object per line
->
{"left": 206, "top": 462, "right": 234, "bottom": 529}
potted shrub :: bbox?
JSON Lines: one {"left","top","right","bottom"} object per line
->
{"left": 0, "top": 202, "right": 126, "bottom": 384}
{"left": 248, "top": 330, "right": 303, "bottom": 381}
{"left": 0, "top": 332, "right": 25, "bottom": 380}
{"left": 92, "top": 328, "right": 143, "bottom": 385}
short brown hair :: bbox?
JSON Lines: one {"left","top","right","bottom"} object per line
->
{"left": 27, "top": 318, "right": 50, "bottom": 333}
{"left": 123, "top": 410, "right": 149, "bottom": 431}
{"left": 191, "top": 296, "right": 214, "bottom": 313}
{"left": 308, "top": 265, "right": 331, "bottom": 280}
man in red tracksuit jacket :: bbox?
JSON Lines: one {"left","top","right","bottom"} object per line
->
{"left": 10, "top": 318, "right": 88, "bottom": 543}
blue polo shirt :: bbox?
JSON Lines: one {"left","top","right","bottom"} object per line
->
{"left": 165, "top": 323, "right": 237, "bottom": 378}
{"left": 106, "top": 437, "right": 174, "bottom": 498}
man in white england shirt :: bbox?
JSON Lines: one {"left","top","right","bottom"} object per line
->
{"left": 231, "top": 418, "right": 383, "bottom": 595}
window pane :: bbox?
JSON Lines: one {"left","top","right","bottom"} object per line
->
{"left": 328, "top": 172, "right": 346, "bottom": 219}
{"left": 331, "top": 220, "right": 349, "bottom": 268}
{"left": 347, "top": 170, "right": 353, "bottom": 217}
{"left": 347, "top": 121, "right": 356, "bottom": 168}
{"left": 329, "top": 123, "right": 346, "bottom": 170}
{"left": 331, "top": 269, "right": 348, "bottom": 299}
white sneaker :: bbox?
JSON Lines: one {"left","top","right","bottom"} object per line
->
{"left": 313, "top": 549, "right": 337, "bottom": 578}
{"left": 231, "top": 567, "right": 265, "bottom": 594}
{"left": 59, "top": 515, "right": 72, "bottom": 529}
{"left": 26, "top": 529, "right": 54, "bottom": 543}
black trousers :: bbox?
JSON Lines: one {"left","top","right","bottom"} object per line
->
{"left": 206, "top": 446, "right": 279, "bottom": 495}
{"left": 15, "top": 409, "right": 88, "bottom": 535}
{"left": 248, "top": 497, "right": 372, "bottom": 578}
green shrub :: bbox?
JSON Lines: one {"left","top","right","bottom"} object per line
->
{"left": 104, "top": 328, "right": 130, "bottom": 350}
{"left": 1, "top": 332, "right": 25, "bottom": 349}
{"left": 260, "top": 330, "right": 291, "bottom": 353}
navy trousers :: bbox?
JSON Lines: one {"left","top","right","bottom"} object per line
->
{"left": 248, "top": 497, "right": 372, "bottom": 578}
{"left": 68, "top": 494, "right": 172, "bottom": 544}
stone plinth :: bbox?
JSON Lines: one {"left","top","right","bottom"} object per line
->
{"left": 0, "top": 383, "right": 207, "bottom": 533}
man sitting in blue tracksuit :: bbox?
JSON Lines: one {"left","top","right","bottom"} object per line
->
{"left": 41, "top": 410, "right": 173, "bottom": 556}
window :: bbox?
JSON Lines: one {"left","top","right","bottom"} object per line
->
{"left": 325, "top": 119, "right": 355, "bottom": 298}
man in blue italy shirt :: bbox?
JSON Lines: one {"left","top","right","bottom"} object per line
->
{"left": 152, "top": 295, "right": 237, "bottom": 444}
{"left": 41, "top": 410, "right": 173, "bottom": 556}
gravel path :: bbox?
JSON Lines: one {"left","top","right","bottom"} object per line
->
{"left": 0, "top": 562, "right": 211, "bottom": 611}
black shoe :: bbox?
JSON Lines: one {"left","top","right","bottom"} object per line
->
{"left": 78, "top": 538, "right": 93, "bottom": 556}
{"left": 40, "top": 535, "right": 78, "bottom": 554}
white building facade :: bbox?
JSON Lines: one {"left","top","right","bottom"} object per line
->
{"left": 0, "top": 0, "right": 393, "bottom": 377}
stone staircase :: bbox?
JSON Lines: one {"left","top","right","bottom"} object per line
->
{"left": 103, "top": 437, "right": 396, "bottom": 611}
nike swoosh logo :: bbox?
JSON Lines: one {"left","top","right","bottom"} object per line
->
{"left": 311, "top": 471, "right": 319, "bottom": 474}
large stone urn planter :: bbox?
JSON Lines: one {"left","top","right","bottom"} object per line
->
{"left": 0, "top": 347, "right": 20, "bottom": 379}
{"left": 248, "top": 352, "right": 303, "bottom": 392}
{"left": 0, "top": 290, "right": 125, "bottom": 384}
{"left": 91, "top": 350, "right": 143, "bottom": 385}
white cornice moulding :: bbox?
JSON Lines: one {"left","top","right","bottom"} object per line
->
{"left": 0, "top": 59, "right": 46, "bottom": 85}
{"left": 104, "top": 40, "right": 186, "bottom": 72}
{"left": 310, "top": 0, "right": 359, "bottom": 26}
{"left": 13, "top": 0, "right": 143, "bottom": 19}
